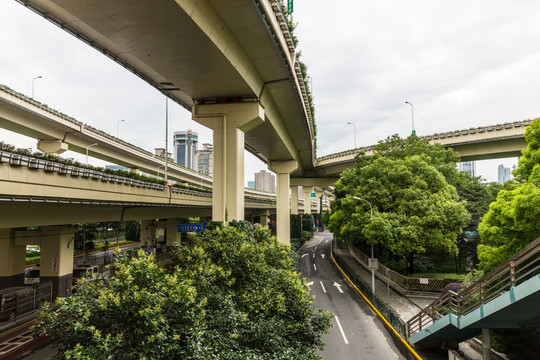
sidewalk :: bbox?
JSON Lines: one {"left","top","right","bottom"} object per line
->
{"left": 333, "top": 244, "right": 482, "bottom": 360}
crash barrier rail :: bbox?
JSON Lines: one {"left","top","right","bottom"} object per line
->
{"left": 0, "top": 281, "right": 52, "bottom": 323}
{"left": 349, "top": 245, "right": 451, "bottom": 292}
{"left": 332, "top": 243, "right": 407, "bottom": 338}
{"left": 407, "top": 236, "right": 540, "bottom": 338}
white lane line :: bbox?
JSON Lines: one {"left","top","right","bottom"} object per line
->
{"left": 313, "top": 264, "right": 317, "bottom": 271}
{"left": 313, "top": 253, "right": 315, "bottom": 258}
{"left": 334, "top": 316, "right": 349, "bottom": 344}
{"left": 320, "top": 281, "right": 327, "bottom": 293}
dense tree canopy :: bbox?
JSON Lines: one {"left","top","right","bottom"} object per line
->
{"left": 34, "top": 225, "right": 331, "bottom": 359}
{"left": 329, "top": 136, "right": 470, "bottom": 273}
{"left": 477, "top": 118, "right": 540, "bottom": 273}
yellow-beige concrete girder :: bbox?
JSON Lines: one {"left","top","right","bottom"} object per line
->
{"left": 446, "top": 137, "right": 527, "bottom": 162}
{"left": 269, "top": 160, "right": 297, "bottom": 244}
{"left": 0, "top": 202, "right": 212, "bottom": 229}
{"left": 0, "top": 164, "right": 212, "bottom": 207}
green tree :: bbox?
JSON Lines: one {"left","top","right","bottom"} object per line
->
{"left": 329, "top": 136, "right": 470, "bottom": 273}
{"left": 477, "top": 175, "right": 540, "bottom": 272}
{"left": 124, "top": 220, "right": 141, "bottom": 242}
{"left": 478, "top": 118, "right": 540, "bottom": 272}
{"left": 35, "top": 226, "right": 331, "bottom": 359}
{"left": 514, "top": 117, "right": 540, "bottom": 181}
{"left": 33, "top": 250, "right": 203, "bottom": 359}
{"left": 169, "top": 225, "right": 331, "bottom": 359}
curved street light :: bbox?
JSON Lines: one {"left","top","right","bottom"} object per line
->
{"left": 117, "top": 119, "right": 125, "bottom": 138}
{"left": 352, "top": 196, "right": 375, "bottom": 293}
{"left": 32, "top": 75, "right": 42, "bottom": 98}
{"left": 405, "top": 101, "right": 415, "bottom": 136}
{"left": 347, "top": 122, "right": 357, "bottom": 149}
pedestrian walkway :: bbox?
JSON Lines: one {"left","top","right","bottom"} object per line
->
{"left": 332, "top": 242, "right": 484, "bottom": 360}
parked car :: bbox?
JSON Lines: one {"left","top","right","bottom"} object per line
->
{"left": 24, "top": 266, "right": 40, "bottom": 285}
{"left": 0, "top": 286, "right": 34, "bottom": 321}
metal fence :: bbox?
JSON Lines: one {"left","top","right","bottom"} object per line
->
{"left": 407, "top": 236, "right": 540, "bottom": 338}
{"left": 0, "top": 281, "right": 52, "bottom": 323}
{"left": 348, "top": 245, "right": 452, "bottom": 292}
{"left": 332, "top": 243, "right": 407, "bottom": 338}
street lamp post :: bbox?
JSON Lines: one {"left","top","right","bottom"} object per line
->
{"left": 157, "top": 165, "right": 165, "bottom": 178}
{"left": 405, "top": 101, "right": 415, "bottom": 136}
{"left": 31, "top": 76, "right": 42, "bottom": 98}
{"left": 347, "top": 122, "right": 357, "bottom": 149}
{"left": 352, "top": 196, "right": 376, "bottom": 293}
{"left": 85, "top": 143, "right": 98, "bottom": 164}
{"left": 117, "top": 119, "right": 125, "bottom": 138}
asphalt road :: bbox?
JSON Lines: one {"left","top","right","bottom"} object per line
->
{"left": 299, "top": 232, "right": 406, "bottom": 360}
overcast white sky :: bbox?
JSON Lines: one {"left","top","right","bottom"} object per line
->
{"left": 1, "top": 1, "right": 539, "bottom": 183}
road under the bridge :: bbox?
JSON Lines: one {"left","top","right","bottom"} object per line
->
{"left": 298, "top": 232, "right": 406, "bottom": 359}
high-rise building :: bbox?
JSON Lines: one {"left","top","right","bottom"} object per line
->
{"left": 247, "top": 181, "right": 255, "bottom": 189}
{"left": 498, "top": 164, "right": 511, "bottom": 184}
{"left": 194, "top": 143, "right": 213, "bottom": 176}
{"left": 459, "top": 161, "right": 477, "bottom": 177}
{"left": 173, "top": 130, "right": 198, "bottom": 168}
{"left": 254, "top": 170, "right": 276, "bottom": 193}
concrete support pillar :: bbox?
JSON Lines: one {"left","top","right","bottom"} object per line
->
{"left": 290, "top": 186, "right": 299, "bottom": 215}
{"left": 37, "top": 139, "right": 68, "bottom": 154}
{"left": 269, "top": 161, "right": 298, "bottom": 245}
{"left": 40, "top": 226, "right": 75, "bottom": 298}
{"left": 165, "top": 219, "right": 181, "bottom": 247}
{"left": 0, "top": 229, "right": 26, "bottom": 289}
{"left": 482, "top": 328, "right": 491, "bottom": 360}
{"left": 303, "top": 188, "right": 313, "bottom": 214}
{"left": 260, "top": 210, "right": 270, "bottom": 227}
{"left": 193, "top": 103, "right": 264, "bottom": 222}
{"left": 140, "top": 220, "right": 157, "bottom": 251}
{"left": 315, "top": 190, "right": 323, "bottom": 214}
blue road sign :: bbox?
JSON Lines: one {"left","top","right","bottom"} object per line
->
{"left": 177, "top": 223, "right": 203, "bottom": 233}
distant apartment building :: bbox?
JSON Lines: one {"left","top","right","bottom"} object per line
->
{"left": 154, "top": 148, "right": 173, "bottom": 160}
{"left": 194, "top": 143, "right": 213, "bottom": 176}
{"left": 254, "top": 170, "right": 276, "bottom": 193}
{"left": 459, "top": 161, "right": 477, "bottom": 177}
{"left": 498, "top": 164, "right": 511, "bottom": 184}
{"left": 247, "top": 181, "right": 255, "bottom": 189}
{"left": 173, "top": 130, "right": 198, "bottom": 168}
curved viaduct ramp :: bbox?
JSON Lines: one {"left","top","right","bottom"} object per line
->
{"left": 17, "top": 0, "right": 316, "bottom": 176}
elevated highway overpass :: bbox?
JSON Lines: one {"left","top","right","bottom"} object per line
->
{"left": 13, "top": 0, "right": 322, "bottom": 244}
{"left": 11, "top": 1, "right": 533, "bottom": 245}
{"left": 314, "top": 119, "right": 531, "bottom": 179}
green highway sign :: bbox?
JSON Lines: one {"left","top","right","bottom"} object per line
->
{"left": 287, "top": 0, "right": 293, "bottom": 14}
{"left": 310, "top": 192, "right": 316, "bottom": 198}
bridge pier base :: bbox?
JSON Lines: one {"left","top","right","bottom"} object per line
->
{"left": 193, "top": 102, "right": 264, "bottom": 223}
{"left": 140, "top": 220, "right": 157, "bottom": 253}
{"left": 482, "top": 329, "right": 491, "bottom": 360}
{"left": 165, "top": 219, "right": 181, "bottom": 247}
{"left": 269, "top": 161, "right": 298, "bottom": 245}
{"left": 0, "top": 229, "right": 26, "bottom": 289}
{"left": 303, "top": 188, "right": 312, "bottom": 214}
{"left": 290, "top": 186, "right": 299, "bottom": 215}
{"left": 39, "top": 226, "right": 75, "bottom": 298}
